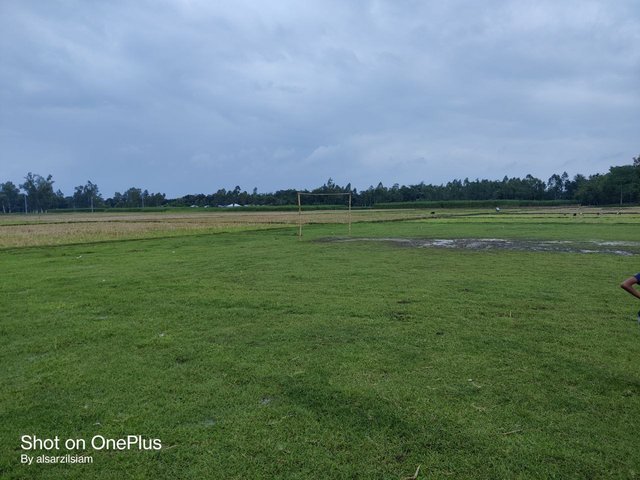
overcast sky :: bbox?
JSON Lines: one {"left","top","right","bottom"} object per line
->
{"left": 1, "top": 0, "right": 638, "bottom": 198}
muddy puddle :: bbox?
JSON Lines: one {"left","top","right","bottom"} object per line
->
{"left": 319, "top": 237, "right": 640, "bottom": 256}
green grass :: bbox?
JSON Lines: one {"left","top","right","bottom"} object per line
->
{"left": 2, "top": 214, "right": 640, "bottom": 479}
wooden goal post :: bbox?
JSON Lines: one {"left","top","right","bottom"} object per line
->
{"left": 296, "top": 192, "right": 352, "bottom": 238}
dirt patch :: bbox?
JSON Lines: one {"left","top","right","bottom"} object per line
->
{"left": 320, "top": 237, "right": 640, "bottom": 256}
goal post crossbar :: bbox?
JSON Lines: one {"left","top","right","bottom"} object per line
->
{"left": 296, "top": 192, "right": 352, "bottom": 196}
{"left": 296, "top": 192, "right": 352, "bottom": 238}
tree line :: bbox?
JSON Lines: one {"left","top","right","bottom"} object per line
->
{"left": 1, "top": 156, "right": 638, "bottom": 213}
{"left": 0, "top": 176, "right": 167, "bottom": 213}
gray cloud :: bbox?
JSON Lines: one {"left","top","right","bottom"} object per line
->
{"left": 1, "top": 0, "right": 638, "bottom": 197}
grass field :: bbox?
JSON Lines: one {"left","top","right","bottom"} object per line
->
{"left": 2, "top": 208, "right": 640, "bottom": 479}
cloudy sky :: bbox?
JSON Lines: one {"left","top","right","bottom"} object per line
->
{"left": 1, "top": 1, "right": 638, "bottom": 198}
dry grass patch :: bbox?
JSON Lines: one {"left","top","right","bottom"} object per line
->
{"left": 0, "top": 209, "right": 433, "bottom": 248}
{"left": 5, "top": 207, "right": 637, "bottom": 248}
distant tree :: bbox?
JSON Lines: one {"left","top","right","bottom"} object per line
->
{"left": 236, "top": 188, "right": 250, "bottom": 205}
{"left": 373, "top": 182, "right": 387, "bottom": 204}
{"left": 106, "top": 187, "right": 165, "bottom": 208}
{"left": 272, "top": 189, "right": 297, "bottom": 206}
{"left": 547, "top": 174, "right": 560, "bottom": 198}
{"left": 0, "top": 181, "right": 21, "bottom": 213}
{"left": 573, "top": 165, "right": 640, "bottom": 205}
{"left": 604, "top": 165, "right": 640, "bottom": 205}
{"left": 110, "top": 191, "right": 125, "bottom": 207}
{"left": 52, "top": 189, "right": 68, "bottom": 209}
{"left": 522, "top": 174, "right": 546, "bottom": 200}
{"left": 547, "top": 173, "right": 565, "bottom": 200}
{"left": 145, "top": 191, "right": 166, "bottom": 207}
{"left": 212, "top": 188, "right": 227, "bottom": 206}
{"left": 565, "top": 174, "right": 586, "bottom": 200}
{"left": 575, "top": 174, "right": 605, "bottom": 205}
{"left": 560, "top": 172, "right": 569, "bottom": 199}
{"left": 73, "top": 181, "right": 102, "bottom": 210}
{"left": 20, "top": 173, "right": 56, "bottom": 213}
{"left": 389, "top": 183, "right": 401, "bottom": 202}
{"left": 360, "top": 186, "right": 375, "bottom": 207}
{"left": 124, "top": 187, "right": 142, "bottom": 207}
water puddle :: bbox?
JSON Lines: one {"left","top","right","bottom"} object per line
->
{"left": 320, "top": 237, "right": 639, "bottom": 256}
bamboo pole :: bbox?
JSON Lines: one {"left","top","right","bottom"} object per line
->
{"left": 348, "top": 193, "right": 352, "bottom": 235}
{"left": 297, "top": 192, "right": 351, "bottom": 238}
{"left": 297, "top": 192, "right": 302, "bottom": 238}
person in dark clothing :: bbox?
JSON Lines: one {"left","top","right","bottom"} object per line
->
{"left": 620, "top": 273, "right": 640, "bottom": 300}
